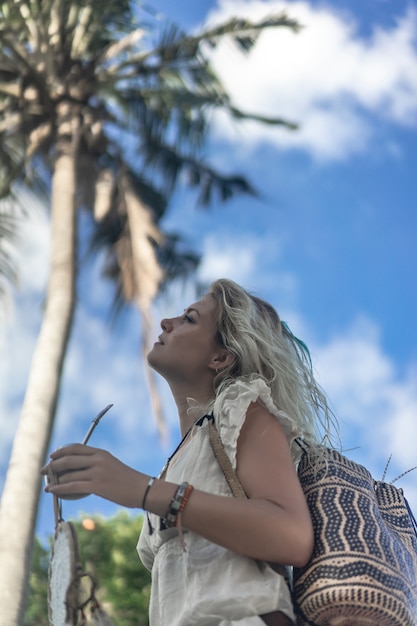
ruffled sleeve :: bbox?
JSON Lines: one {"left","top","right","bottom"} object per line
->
{"left": 212, "top": 377, "right": 298, "bottom": 470}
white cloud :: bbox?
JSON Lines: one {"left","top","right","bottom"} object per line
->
{"left": 0, "top": 297, "right": 41, "bottom": 462}
{"left": 199, "top": 236, "right": 257, "bottom": 284}
{"left": 198, "top": 232, "right": 298, "bottom": 300}
{"left": 313, "top": 317, "right": 394, "bottom": 420}
{"left": 312, "top": 316, "right": 417, "bottom": 510}
{"left": 17, "top": 200, "right": 50, "bottom": 292}
{"left": 0, "top": 202, "right": 50, "bottom": 465}
{"left": 204, "top": 1, "right": 417, "bottom": 159}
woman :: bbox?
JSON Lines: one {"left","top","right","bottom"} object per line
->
{"left": 42, "top": 278, "right": 335, "bottom": 625}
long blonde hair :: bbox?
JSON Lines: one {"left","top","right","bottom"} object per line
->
{"left": 207, "top": 278, "right": 338, "bottom": 458}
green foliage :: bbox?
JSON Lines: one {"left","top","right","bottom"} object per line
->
{"left": 74, "top": 511, "right": 151, "bottom": 625}
{"left": 24, "top": 537, "right": 49, "bottom": 626}
{"left": 25, "top": 511, "right": 151, "bottom": 626}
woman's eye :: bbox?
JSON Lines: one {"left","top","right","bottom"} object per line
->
{"left": 183, "top": 314, "right": 194, "bottom": 323}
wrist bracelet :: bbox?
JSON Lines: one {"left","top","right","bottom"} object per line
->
{"left": 165, "top": 482, "right": 192, "bottom": 528}
{"left": 142, "top": 476, "right": 156, "bottom": 510}
{"left": 176, "top": 484, "right": 194, "bottom": 551}
{"left": 177, "top": 484, "right": 194, "bottom": 521}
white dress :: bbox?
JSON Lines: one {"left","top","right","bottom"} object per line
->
{"left": 137, "top": 377, "right": 298, "bottom": 626}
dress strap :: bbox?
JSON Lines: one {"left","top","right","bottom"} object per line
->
{"left": 195, "top": 413, "right": 214, "bottom": 427}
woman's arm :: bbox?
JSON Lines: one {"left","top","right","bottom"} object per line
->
{"left": 41, "top": 403, "right": 313, "bottom": 566}
{"left": 176, "top": 402, "right": 313, "bottom": 566}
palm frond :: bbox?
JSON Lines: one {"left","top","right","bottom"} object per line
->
{"left": 0, "top": 0, "right": 302, "bottom": 440}
{"left": 0, "top": 200, "right": 21, "bottom": 302}
{"left": 156, "top": 233, "right": 200, "bottom": 289}
{"left": 139, "top": 133, "right": 257, "bottom": 205}
{"left": 0, "top": 136, "right": 26, "bottom": 198}
{"left": 97, "top": 27, "right": 146, "bottom": 64}
{"left": 141, "top": 13, "right": 301, "bottom": 66}
{"left": 228, "top": 105, "right": 298, "bottom": 130}
{"left": 194, "top": 13, "right": 302, "bottom": 52}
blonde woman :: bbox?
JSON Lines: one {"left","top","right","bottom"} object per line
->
{"left": 43, "top": 278, "right": 335, "bottom": 626}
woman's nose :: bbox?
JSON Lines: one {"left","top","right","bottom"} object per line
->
{"left": 161, "top": 317, "right": 173, "bottom": 332}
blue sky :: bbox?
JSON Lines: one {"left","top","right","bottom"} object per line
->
{"left": 1, "top": 0, "right": 417, "bottom": 541}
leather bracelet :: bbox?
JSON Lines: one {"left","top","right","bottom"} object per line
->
{"left": 165, "top": 482, "right": 190, "bottom": 527}
{"left": 141, "top": 476, "right": 156, "bottom": 510}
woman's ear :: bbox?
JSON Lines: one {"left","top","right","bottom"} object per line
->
{"left": 209, "top": 349, "right": 235, "bottom": 372}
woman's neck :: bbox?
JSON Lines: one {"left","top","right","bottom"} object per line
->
{"left": 169, "top": 382, "right": 214, "bottom": 436}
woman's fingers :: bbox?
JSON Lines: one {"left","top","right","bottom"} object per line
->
{"left": 45, "top": 472, "right": 91, "bottom": 500}
{"left": 52, "top": 468, "right": 89, "bottom": 485}
{"left": 40, "top": 444, "right": 98, "bottom": 475}
{"left": 41, "top": 446, "right": 146, "bottom": 508}
{"left": 48, "top": 455, "right": 91, "bottom": 476}
{"left": 41, "top": 446, "right": 100, "bottom": 501}
{"left": 50, "top": 443, "right": 96, "bottom": 459}
{"left": 43, "top": 458, "right": 96, "bottom": 499}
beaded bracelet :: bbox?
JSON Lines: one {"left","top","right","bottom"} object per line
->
{"left": 141, "top": 476, "right": 156, "bottom": 510}
{"left": 164, "top": 481, "right": 193, "bottom": 528}
{"left": 176, "top": 484, "right": 194, "bottom": 551}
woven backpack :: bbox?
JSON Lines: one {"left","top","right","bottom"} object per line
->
{"left": 208, "top": 418, "right": 417, "bottom": 626}
{"left": 292, "top": 445, "right": 417, "bottom": 626}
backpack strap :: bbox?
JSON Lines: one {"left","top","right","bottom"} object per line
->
{"left": 208, "top": 419, "right": 247, "bottom": 499}
{"left": 207, "top": 417, "right": 290, "bottom": 586}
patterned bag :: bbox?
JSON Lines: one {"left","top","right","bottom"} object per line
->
{"left": 293, "top": 447, "right": 417, "bottom": 626}
{"left": 208, "top": 418, "right": 417, "bottom": 626}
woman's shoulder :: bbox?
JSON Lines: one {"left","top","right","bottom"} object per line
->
{"left": 214, "top": 376, "right": 284, "bottom": 424}
{"left": 214, "top": 375, "right": 270, "bottom": 408}
{"left": 214, "top": 376, "right": 299, "bottom": 449}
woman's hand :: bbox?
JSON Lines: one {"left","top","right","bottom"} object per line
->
{"left": 41, "top": 444, "right": 146, "bottom": 508}
{"left": 40, "top": 404, "right": 314, "bottom": 566}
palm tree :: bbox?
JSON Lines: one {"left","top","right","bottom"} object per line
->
{"left": 0, "top": 2, "right": 299, "bottom": 623}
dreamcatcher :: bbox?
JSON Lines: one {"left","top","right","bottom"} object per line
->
{"left": 47, "top": 405, "right": 116, "bottom": 626}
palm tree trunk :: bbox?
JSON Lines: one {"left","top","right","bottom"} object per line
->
{"left": 0, "top": 103, "right": 80, "bottom": 626}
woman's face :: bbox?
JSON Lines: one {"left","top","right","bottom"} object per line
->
{"left": 147, "top": 294, "right": 223, "bottom": 382}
